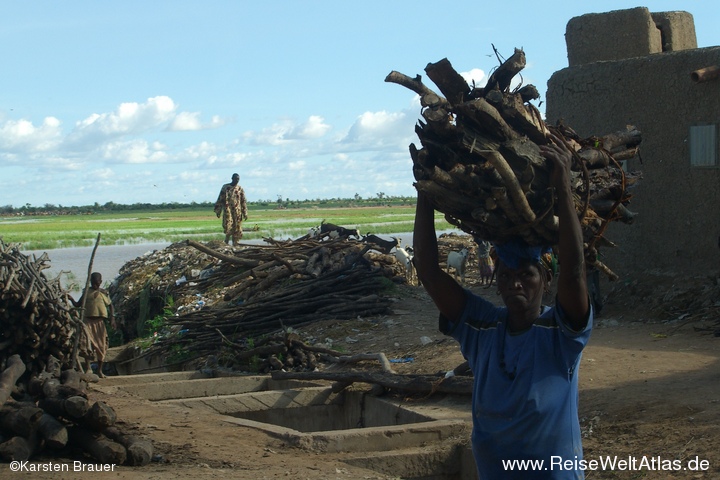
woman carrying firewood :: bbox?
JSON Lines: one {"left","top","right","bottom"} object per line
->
{"left": 413, "top": 133, "right": 592, "bottom": 479}
{"left": 71, "top": 272, "right": 116, "bottom": 378}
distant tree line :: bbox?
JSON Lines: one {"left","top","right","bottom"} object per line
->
{"left": 0, "top": 194, "right": 416, "bottom": 216}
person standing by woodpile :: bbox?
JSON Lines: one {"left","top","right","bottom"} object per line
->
{"left": 71, "top": 272, "right": 116, "bottom": 378}
{"left": 214, "top": 173, "right": 248, "bottom": 245}
{"left": 413, "top": 134, "right": 593, "bottom": 479}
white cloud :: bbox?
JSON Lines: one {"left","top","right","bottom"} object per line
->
{"left": 100, "top": 139, "right": 169, "bottom": 164}
{"left": 177, "top": 170, "right": 211, "bottom": 182}
{"left": 168, "top": 112, "right": 202, "bottom": 131}
{"left": 288, "top": 160, "right": 306, "bottom": 170}
{"left": 89, "top": 168, "right": 114, "bottom": 180}
{"left": 40, "top": 155, "right": 85, "bottom": 170}
{"left": 70, "top": 96, "right": 177, "bottom": 141}
{"left": 461, "top": 68, "right": 487, "bottom": 88}
{"left": 341, "top": 110, "right": 414, "bottom": 149}
{"left": 0, "top": 116, "right": 63, "bottom": 152}
{"left": 244, "top": 164, "right": 278, "bottom": 179}
{"left": 198, "top": 148, "right": 255, "bottom": 169}
{"left": 225, "top": 151, "right": 253, "bottom": 164}
{"left": 168, "top": 112, "right": 227, "bottom": 131}
{"left": 243, "top": 115, "right": 331, "bottom": 146}
{"left": 285, "top": 115, "right": 331, "bottom": 139}
{"left": 333, "top": 153, "right": 357, "bottom": 169}
{"left": 184, "top": 141, "right": 220, "bottom": 160}
{"left": 242, "top": 124, "right": 286, "bottom": 146}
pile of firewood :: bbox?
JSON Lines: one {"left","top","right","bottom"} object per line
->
{"left": 185, "top": 237, "right": 400, "bottom": 304}
{"left": 0, "top": 354, "right": 152, "bottom": 464}
{"left": 386, "top": 48, "right": 642, "bottom": 278}
{"left": 111, "top": 237, "right": 405, "bottom": 344}
{"left": 0, "top": 240, "right": 91, "bottom": 375}
{"left": 139, "top": 237, "right": 398, "bottom": 368}
{"left": 0, "top": 240, "right": 153, "bottom": 464}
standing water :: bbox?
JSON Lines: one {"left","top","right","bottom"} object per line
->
{"left": 23, "top": 243, "right": 171, "bottom": 295}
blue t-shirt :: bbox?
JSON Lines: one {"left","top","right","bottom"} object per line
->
{"left": 441, "top": 290, "right": 593, "bottom": 479}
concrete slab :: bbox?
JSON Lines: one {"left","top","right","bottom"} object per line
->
{"left": 222, "top": 414, "right": 468, "bottom": 454}
{"left": 344, "top": 444, "right": 478, "bottom": 479}
{"left": 99, "top": 371, "right": 476, "bottom": 477}
{"left": 98, "top": 373, "right": 326, "bottom": 400}
{"left": 156, "top": 386, "right": 338, "bottom": 414}
{"left": 99, "top": 370, "right": 212, "bottom": 386}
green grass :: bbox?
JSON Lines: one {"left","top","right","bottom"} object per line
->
{"left": 0, "top": 205, "right": 452, "bottom": 250}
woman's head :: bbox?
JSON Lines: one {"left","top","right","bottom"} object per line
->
{"left": 496, "top": 258, "right": 552, "bottom": 314}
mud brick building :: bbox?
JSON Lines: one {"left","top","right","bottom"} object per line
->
{"left": 546, "top": 7, "right": 720, "bottom": 276}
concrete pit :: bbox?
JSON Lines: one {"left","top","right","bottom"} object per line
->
{"left": 97, "top": 373, "right": 478, "bottom": 479}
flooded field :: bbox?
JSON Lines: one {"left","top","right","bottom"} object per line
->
{"left": 24, "top": 243, "right": 171, "bottom": 294}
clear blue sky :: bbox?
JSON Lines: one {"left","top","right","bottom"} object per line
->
{"left": 1, "top": 1, "right": 718, "bottom": 207}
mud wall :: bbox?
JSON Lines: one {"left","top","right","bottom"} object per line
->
{"left": 566, "top": 8, "right": 697, "bottom": 67}
{"left": 547, "top": 11, "right": 720, "bottom": 276}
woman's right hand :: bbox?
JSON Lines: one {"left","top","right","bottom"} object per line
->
{"left": 539, "top": 132, "right": 575, "bottom": 191}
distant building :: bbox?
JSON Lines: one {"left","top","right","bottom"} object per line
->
{"left": 546, "top": 7, "right": 720, "bottom": 276}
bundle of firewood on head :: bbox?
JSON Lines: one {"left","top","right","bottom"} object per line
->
{"left": 385, "top": 48, "right": 642, "bottom": 280}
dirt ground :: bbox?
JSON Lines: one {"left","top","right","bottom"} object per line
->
{"left": 13, "top": 266, "right": 720, "bottom": 479}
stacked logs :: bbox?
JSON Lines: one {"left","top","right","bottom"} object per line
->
{"left": 0, "top": 239, "right": 91, "bottom": 377}
{"left": 143, "top": 237, "right": 397, "bottom": 368}
{"left": 0, "top": 240, "right": 153, "bottom": 464}
{"left": 386, "top": 49, "right": 642, "bottom": 278}
{"left": 186, "top": 237, "right": 401, "bottom": 303}
{"left": 0, "top": 354, "right": 153, "bottom": 464}
{"left": 111, "top": 236, "right": 404, "bottom": 343}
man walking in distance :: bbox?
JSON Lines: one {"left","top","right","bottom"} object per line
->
{"left": 214, "top": 173, "right": 248, "bottom": 245}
